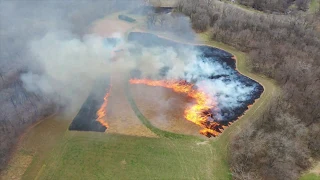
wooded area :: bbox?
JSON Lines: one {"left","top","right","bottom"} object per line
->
{"left": 175, "top": 0, "right": 320, "bottom": 179}
{"left": 236, "top": 0, "right": 310, "bottom": 13}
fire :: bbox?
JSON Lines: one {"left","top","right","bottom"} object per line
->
{"left": 96, "top": 88, "right": 111, "bottom": 129}
{"left": 129, "top": 79, "right": 225, "bottom": 137}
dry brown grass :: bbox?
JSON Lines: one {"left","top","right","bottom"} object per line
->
{"left": 89, "top": 15, "right": 157, "bottom": 137}
{"left": 130, "top": 84, "right": 203, "bottom": 137}
{"left": 1, "top": 154, "right": 33, "bottom": 180}
{"left": 106, "top": 73, "right": 157, "bottom": 137}
{"left": 310, "top": 161, "right": 320, "bottom": 175}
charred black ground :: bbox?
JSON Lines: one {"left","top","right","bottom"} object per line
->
{"left": 68, "top": 77, "right": 110, "bottom": 132}
{"left": 128, "top": 32, "right": 264, "bottom": 126}
{"left": 68, "top": 32, "right": 263, "bottom": 133}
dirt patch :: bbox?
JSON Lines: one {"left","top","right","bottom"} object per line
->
{"left": 130, "top": 84, "right": 202, "bottom": 136}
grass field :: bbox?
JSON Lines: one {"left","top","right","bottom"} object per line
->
{"left": 36, "top": 133, "right": 217, "bottom": 179}
{"left": 1, "top": 17, "right": 279, "bottom": 179}
{"left": 310, "top": 0, "right": 320, "bottom": 13}
{"left": 300, "top": 161, "right": 320, "bottom": 180}
{"left": 300, "top": 173, "right": 320, "bottom": 180}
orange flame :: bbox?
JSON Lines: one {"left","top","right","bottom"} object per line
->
{"left": 130, "top": 79, "right": 225, "bottom": 137}
{"left": 96, "top": 89, "right": 111, "bottom": 129}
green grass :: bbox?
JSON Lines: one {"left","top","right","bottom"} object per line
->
{"left": 30, "top": 81, "right": 230, "bottom": 179}
{"left": 15, "top": 30, "right": 278, "bottom": 180}
{"left": 36, "top": 133, "right": 221, "bottom": 180}
{"left": 310, "top": 0, "right": 320, "bottom": 13}
{"left": 300, "top": 173, "right": 320, "bottom": 180}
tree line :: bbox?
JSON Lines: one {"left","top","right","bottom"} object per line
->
{"left": 236, "top": 0, "right": 310, "bottom": 13}
{"left": 174, "top": 0, "right": 320, "bottom": 179}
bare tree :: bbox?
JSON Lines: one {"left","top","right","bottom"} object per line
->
{"left": 176, "top": 0, "right": 320, "bottom": 179}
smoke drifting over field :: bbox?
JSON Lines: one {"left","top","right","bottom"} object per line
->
{"left": 0, "top": 0, "right": 145, "bottom": 112}
{"left": 22, "top": 30, "right": 262, "bottom": 123}
{"left": 1, "top": 0, "right": 262, "bottom": 123}
{"left": 21, "top": 32, "right": 115, "bottom": 106}
{"left": 20, "top": 32, "right": 194, "bottom": 107}
{"left": 128, "top": 32, "right": 263, "bottom": 123}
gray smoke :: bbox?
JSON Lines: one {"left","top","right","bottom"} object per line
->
{"left": 2, "top": 0, "right": 257, "bottom": 121}
{"left": 20, "top": 32, "right": 195, "bottom": 100}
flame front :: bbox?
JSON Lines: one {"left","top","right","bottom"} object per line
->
{"left": 129, "top": 79, "right": 226, "bottom": 137}
{"left": 96, "top": 89, "right": 111, "bottom": 129}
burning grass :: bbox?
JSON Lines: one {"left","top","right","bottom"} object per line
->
{"left": 127, "top": 32, "right": 264, "bottom": 138}
{"left": 130, "top": 79, "right": 226, "bottom": 137}
{"left": 69, "top": 74, "right": 157, "bottom": 137}
{"left": 103, "top": 75, "right": 157, "bottom": 137}
{"left": 96, "top": 89, "right": 111, "bottom": 129}
{"left": 5, "top": 12, "right": 275, "bottom": 180}
{"left": 8, "top": 32, "right": 275, "bottom": 180}
{"left": 68, "top": 78, "right": 110, "bottom": 132}
{"left": 129, "top": 84, "right": 201, "bottom": 137}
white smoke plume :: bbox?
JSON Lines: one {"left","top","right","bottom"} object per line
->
{"left": 12, "top": 0, "right": 260, "bottom": 121}
{"left": 21, "top": 32, "right": 191, "bottom": 94}
{"left": 21, "top": 31, "right": 259, "bottom": 121}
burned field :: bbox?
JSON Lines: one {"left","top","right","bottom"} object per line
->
{"left": 68, "top": 77, "right": 110, "bottom": 132}
{"left": 128, "top": 32, "right": 264, "bottom": 137}
{"left": 130, "top": 84, "right": 202, "bottom": 136}
{"left": 69, "top": 32, "right": 263, "bottom": 137}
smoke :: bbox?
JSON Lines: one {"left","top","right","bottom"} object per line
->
{"left": 20, "top": 31, "right": 195, "bottom": 107}
{"left": 127, "top": 33, "right": 261, "bottom": 121}
{"left": 20, "top": 32, "right": 114, "bottom": 106}
{"left": 0, "top": 0, "right": 141, "bottom": 105}
{"left": 1, "top": 0, "right": 260, "bottom": 121}
{"left": 184, "top": 58, "right": 257, "bottom": 120}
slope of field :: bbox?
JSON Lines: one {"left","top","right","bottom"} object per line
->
{"left": 1, "top": 14, "right": 278, "bottom": 180}
{"left": 300, "top": 173, "right": 320, "bottom": 180}
{"left": 32, "top": 34, "right": 276, "bottom": 180}
{"left": 1, "top": 114, "right": 74, "bottom": 180}
{"left": 36, "top": 133, "right": 217, "bottom": 179}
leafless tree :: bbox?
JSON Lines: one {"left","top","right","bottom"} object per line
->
{"left": 176, "top": 0, "right": 320, "bottom": 179}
